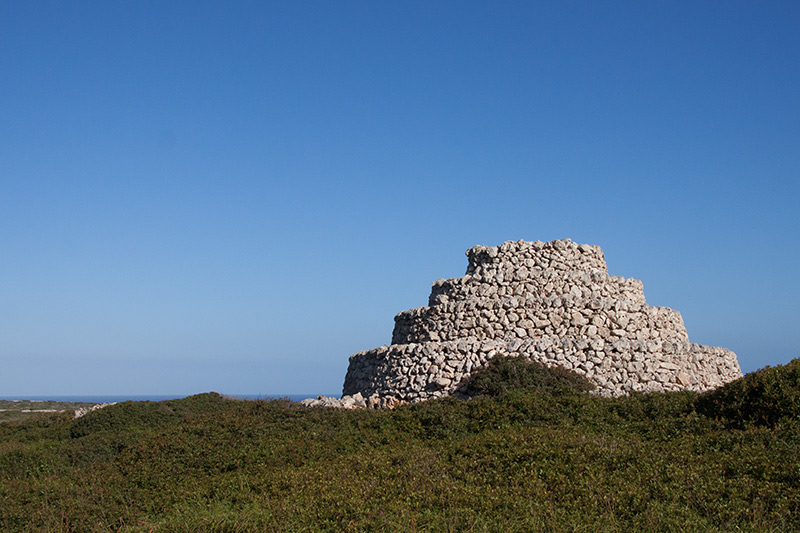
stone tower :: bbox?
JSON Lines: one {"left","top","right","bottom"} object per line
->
{"left": 343, "top": 239, "right": 742, "bottom": 407}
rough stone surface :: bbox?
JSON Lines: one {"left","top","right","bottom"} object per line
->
{"left": 341, "top": 239, "right": 742, "bottom": 406}
{"left": 300, "top": 393, "right": 367, "bottom": 409}
{"left": 73, "top": 403, "right": 116, "bottom": 419}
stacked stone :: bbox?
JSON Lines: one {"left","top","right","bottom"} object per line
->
{"left": 342, "top": 239, "right": 742, "bottom": 407}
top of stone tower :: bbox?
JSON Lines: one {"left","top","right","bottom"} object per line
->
{"left": 465, "top": 238, "right": 607, "bottom": 276}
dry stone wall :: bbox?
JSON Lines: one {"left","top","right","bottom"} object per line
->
{"left": 340, "top": 239, "right": 742, "bottom": 407}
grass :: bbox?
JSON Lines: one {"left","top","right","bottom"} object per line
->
{"left": 1, "top": 357, "right": 799, "bottom": 531}
{"left": 0, "top": 400, "right": 101, "bottom": 423}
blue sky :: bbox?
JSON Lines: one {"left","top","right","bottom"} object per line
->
{"left": 2, "top": 1, "right": 798, "bottom": 397}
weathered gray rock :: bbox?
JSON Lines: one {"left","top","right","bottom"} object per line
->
{"left": 73, "top": 403, "right": 116, "bottom": 418}
{"left": 340, "top": 239, "right": 742, "bottom": 407}
{"left": 300, "top": 393, "right": 367, "bottom": 409}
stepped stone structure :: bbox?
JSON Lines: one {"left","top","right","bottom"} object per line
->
{"left": 336, "top": 239, "right": 741, "bottom": 408}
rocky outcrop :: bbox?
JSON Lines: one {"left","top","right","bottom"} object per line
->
{"left": 300, "top": 393, "right": 368, "bottom": 409}
{"left": 73, "top": 403, "right": 116, "bottom": 418}
{"left": 341, "top": 239, "right": 741, "bottom": 406}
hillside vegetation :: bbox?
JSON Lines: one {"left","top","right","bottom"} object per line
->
{"left": 1, "top": 357, "right": 799, "bottom": 532}
{"left": 0, "top": 400, "right": 100, "bottom": 423}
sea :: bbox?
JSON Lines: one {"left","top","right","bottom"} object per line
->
{"left": 0, "top": 394, "right": 335, "bottom": 403}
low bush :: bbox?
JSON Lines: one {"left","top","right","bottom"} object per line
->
{"left": 695, "top": 357, "right": 800, "bottom": 428}
{"left": 69, "top": 400, "right": 180, "bottom": 439}
{"left": 464, "top": 355, "right": 596, "bottom": 397}
{"left": 2, "top": 362, "right": 799, "bottom": 531}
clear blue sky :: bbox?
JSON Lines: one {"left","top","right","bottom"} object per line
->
{"left": 2, "top": 1, "right": 798, "bottom": 397}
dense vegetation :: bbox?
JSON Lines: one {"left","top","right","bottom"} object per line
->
{"left": 463, "top": 354, "right": 597, "bottom": 397}
{"left": 1, "top": 357, "right": 798, "bottom": 532}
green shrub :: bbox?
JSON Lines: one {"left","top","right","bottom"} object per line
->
{"left": 2, "top": 380, "right": 800, "bottom": 531}
{"left": 464, "top": 355, "right": 596, "bottom": 397}
{"left": 69, "top": 393, "right": 231, "bottom": 440}
{"left": 69, "top": 400, "right": 180, "bottom": 438}
{"left": 695, "top": 357, "right": 800, "bottom": 428}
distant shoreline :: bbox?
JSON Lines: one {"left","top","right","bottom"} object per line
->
{"left": 0, "top": 394, "right": 336, "bottom": 403}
